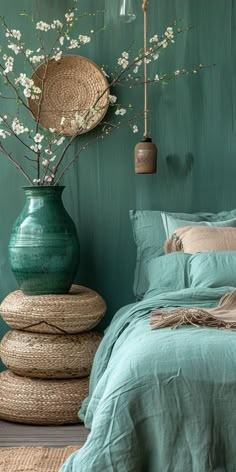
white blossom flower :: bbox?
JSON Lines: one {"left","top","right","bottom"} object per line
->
{"left": 101, "top": 67, "right": 109, "bottom": 78}
{"left": 29, "top": 55, "right": 44, "bottom": 64}
{"left": 118, "top": 57, "right": 129, "bottom": 69}
{"left": 34, "top": 133, "right": 44, "bottom": 143}
{"left": 36, "top": 21, "right": 51, "bottom": 32}
{"left": 33, "top": 86, "right": 41, "bottom": 94}
{"left": 115, "top": 108, "right": 127, "bottom": 116}
{"left": 78, "top": 35, "right": 91, "bottom": 44}
{"left": 25, "top": 49, "right": 33, "bottom": 57}
{"left": 44, "top": 175, "right": 53, "bottom": 183}
{"left": 55, "top": 136, "right": 66, "bottom": 146}
{"left": 65, "top": 12, "right": 74, "bottom": 23}
{"left": 122, "top": 51, "right": 129, "bottom": 60}
{"left": 33, "top": 179, "right": 41, "bottom": 183}
{"left": 175, "top": 70, "right": 180, "bottom": 75}
{"left": 42, "top": 159, "right": 49, "bottom": 166}
{"left": 153, "top": 53, "right": 159, "bottom": 60}
{"left": 12, "top": 118, "right": 29, "bottom": 135}
{"left": 3, "top": 56, "right": 14, "bottom": 75}
{"left": 8, "top": 43, "right": 22, "bottom": 55}
{"left": 45, "top": 149, "right": 53, "bottom": 155}
{"left": 89, "top": 106, "right": 100, "bottom": 115}
{"left": 15, "top": 73, "right": 28, "bottom": 86}
{"left": 109, "top": 95, "right": 117, "bottom": 104}
{"left": 53, "top": 50, "right": 62, "bottom": 61}
{"left": 133, "top": 66, "right": 139, "bottom": 74}
{"left": 150, "top": 34, "right": 158, "bottom": 43}
{"left": 162, "top": 39, "right": 168, "bottom": 48}
{"left": 23, "top": 89, "right": 31, "bottom": 98}
{"left": 154, "top": 74, "right": 160, "bottom": 82}
{"left": 164, "top": 26, "right": 174, "bottom": 40}
{"left": 51, "top": 20, "right": 63, "bottom": 29}
{"left": 60, "top": 117, "right": 66, "bottom": 126}
{"left": 5, "top": 29, "right": 21, "bottom": 40}
{"left": 71, "top": 112, "right": 87, "bottom": 129}
{"left": 30, "top": 143, "right": 42, "bottom": 152}
{"left": 50, "top": 155, "right": 56, "bottom": 162}
{"left": 59, "top": 36, "right": 64, "bottom": 46}
{"left": 0, "top": 129, "right": 11, "bottom": 138}
{"left": 49, "top": 128, "right": 56, "bottom": 133}
{"left": 132, "top": 125, "right": 138, "bottom": 133}
{"left": 68, "top": 39, "right": 79, "bottom": 49}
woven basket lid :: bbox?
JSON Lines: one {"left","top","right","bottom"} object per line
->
{"left": 0, "top": 330, "right": 102, "bottom": 379}
{"left": 0, "top": 285, "right": 106, "bottom": 334}
{"left": 28, "top": 55, "right": 110, "bottom": 136}
{"left": 0, "top": 370, "right": 89, "bottom": 425}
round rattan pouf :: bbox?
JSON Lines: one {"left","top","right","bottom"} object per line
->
{"left": 0, "top": 370, "right": 89, "bottom": 425}
{"left": 0, "top": 330, "right": 102, "bottom": 379}
{"left": 0, "top": 285, "right": 106, "bottom": 334}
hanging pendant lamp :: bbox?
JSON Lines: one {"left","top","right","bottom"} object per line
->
{"left": 134, "top": 0, "right": 157, "bottom": 174}
{"left": 119, "top": 0, "right": 136, "bottom": 23}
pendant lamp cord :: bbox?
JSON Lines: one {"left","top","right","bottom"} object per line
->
{"left": 142, "top": 0, "right": 149, "bottom": 138}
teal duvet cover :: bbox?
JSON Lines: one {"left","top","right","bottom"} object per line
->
{"left": 60, "top": 287, "right": 236, "bottom": 472}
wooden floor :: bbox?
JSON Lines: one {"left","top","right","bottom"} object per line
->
{"left": 0, "top": 420, "right": 89, "bottom": 447}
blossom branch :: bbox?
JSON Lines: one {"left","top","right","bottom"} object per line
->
{"left": 54, "top": 111, "right": 145, "bottom": 184}
{"left": 0, "top": 141, "right": 33, "bottom": 184}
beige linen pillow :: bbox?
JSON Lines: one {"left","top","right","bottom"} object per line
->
{"left": 164, "top": 226, "right": 236, "bottom": 254}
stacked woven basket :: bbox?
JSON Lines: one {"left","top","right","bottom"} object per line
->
{"left": 0, "top": 285, "right": 106, "bottom": 425}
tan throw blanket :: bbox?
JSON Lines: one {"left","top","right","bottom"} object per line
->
{"left": 150, "top": 290, "right": 236, "bottom": 330}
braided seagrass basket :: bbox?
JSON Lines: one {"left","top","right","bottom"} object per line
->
{"left": 0, "top": 285, "right": 106, "bottom": 334}
{"left": 0, "top": 330, "right": 102, "bottom": 379}
{"left": 0, "top": 370, "right": 89, "bottom": 425}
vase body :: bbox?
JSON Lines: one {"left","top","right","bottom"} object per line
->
{"left": 8, "top": 186, "right": 80, "bottom": 295}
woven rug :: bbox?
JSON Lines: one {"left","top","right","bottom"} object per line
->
{"left": 0, "top": 445, "right": 80, "bottom": 472}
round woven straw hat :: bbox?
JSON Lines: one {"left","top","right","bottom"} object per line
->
{"left": 0, "top": 330, "right": 102, "bottom": 379}
{"left": 28, "top": 55, "right": 110, "bottom": 136}
{"left": 0, "top": 285, "right": 106, "bottom": 334}
{"left": 0, "top": 370, "right": 89, "bottom": 425}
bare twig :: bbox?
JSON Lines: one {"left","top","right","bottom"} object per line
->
{"left": 0, "top": 141, "right": 33, "bottom": 184}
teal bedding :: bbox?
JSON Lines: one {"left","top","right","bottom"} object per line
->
{"left": 60, "top": 286, "right": 236, "bottom": 472}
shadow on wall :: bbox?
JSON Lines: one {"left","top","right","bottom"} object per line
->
{"left": 166, "top": 153, "right": 194, "bottom": 178}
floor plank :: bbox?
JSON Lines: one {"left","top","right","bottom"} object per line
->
{"left": 0, "top": 420, "right": 89, "bottom": 447}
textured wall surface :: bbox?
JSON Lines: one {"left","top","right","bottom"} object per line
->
{"left": 0, "top": 0, "right": 235, "bottom": 370}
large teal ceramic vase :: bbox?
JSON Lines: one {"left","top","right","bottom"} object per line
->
{"left": 8, "top": 186, "right": 80, "bottom": 295}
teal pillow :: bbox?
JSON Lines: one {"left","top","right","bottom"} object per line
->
{"left": 130, "top": 209, "right": 236, "bottom": 299}
{"left": 144, "top": 253, "right": 190, "bottom": 299}
{"left": 162, "top": 213, "right": 236, "bottom": 239}
{"left": 189, "top": 251, "right": 236, "bottom": 288}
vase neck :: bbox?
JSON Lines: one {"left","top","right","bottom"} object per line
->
{"left": 23, "top": 186, "right": 65, "bottom": 199}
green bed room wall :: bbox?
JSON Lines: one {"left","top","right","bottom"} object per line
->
{"left": 0, "top": 0, "right": 235, "bottom": 371}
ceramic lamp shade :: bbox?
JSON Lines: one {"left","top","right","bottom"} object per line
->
{"left": 134, "top": 137, "right": 157, "bottom": 174}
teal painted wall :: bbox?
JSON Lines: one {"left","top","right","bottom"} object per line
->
{"left": 0, "top": 0, "right": 235, "bottom": 370}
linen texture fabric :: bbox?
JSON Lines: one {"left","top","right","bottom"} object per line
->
{"left": 165, "top": 226, "right": 236, "bottom": 254}
{"left": 130, "top": 208, "right": 236, "bottom": 299}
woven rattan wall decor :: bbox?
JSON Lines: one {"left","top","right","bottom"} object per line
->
{"left": 28, "top": 55, "right": 110, "bottom": 136}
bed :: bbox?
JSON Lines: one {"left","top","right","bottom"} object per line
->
{"left": 60, "top": 209, "right": 236, "bottom": 472}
